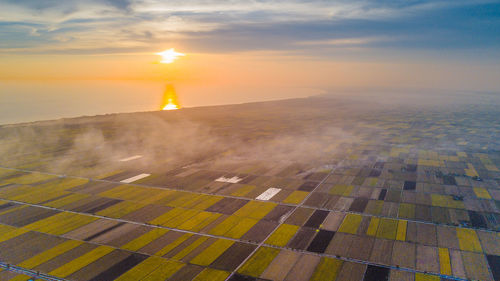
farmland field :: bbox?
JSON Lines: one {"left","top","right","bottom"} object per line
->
{"left": 1, "top": 94, "right": 500, "bottom": 280}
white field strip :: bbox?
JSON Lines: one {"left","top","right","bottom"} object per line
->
{"left": 119, "top": 155, "right": 143, "bottom": 162}
{"left": 215, "top": 176, "right": 242, "bottom": 183}
{"left": 120, "top": 173, "right": 151, "bottom": 183}
{"left": 256, "top": 188, "right": 281, "bottom": 201}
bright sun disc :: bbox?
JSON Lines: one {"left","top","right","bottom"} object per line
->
{"left": 156, "top": 48, "right": 185, "bottom": 64}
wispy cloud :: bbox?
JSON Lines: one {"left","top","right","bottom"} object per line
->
{"left": 295, "top": 37, "right": 384, "bottom": 47}
{"left": 0, "top": 0, "right": 499, "bottom": 56}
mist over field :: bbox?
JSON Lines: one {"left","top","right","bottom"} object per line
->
{"left": 2, "top": 90, "right": 499, "bottom": 179}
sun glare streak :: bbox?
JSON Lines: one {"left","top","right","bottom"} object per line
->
{"left": 161, "top": 84, "right": 180, "bottom": 110}
{"left": 156, "top": 48, "right": 185, "bottom": 63}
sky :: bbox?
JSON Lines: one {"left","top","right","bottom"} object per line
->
{"left": 1, "top": 0, "right": 500, "bottom": 123}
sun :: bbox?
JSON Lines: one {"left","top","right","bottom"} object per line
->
{"left": 156, "top": 48, "right": 185, "bottom": 64}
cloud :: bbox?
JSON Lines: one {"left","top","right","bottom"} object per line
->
{"left": 104, "top": 0, "right": 132, "bottom": 11}
{"left": 1, "top": 0, "right": 62, "bottom": 11}
{"left": 296, "top": 37, "right": 382, "bottom": 47}
{"left": 2, "top": 0, "right": 132, "bottom": 12}
{"left": 0, "top": 0, "right": 498, "bottom": 56}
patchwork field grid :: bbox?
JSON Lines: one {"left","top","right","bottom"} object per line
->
{"left": 1, "top": 96, "right": 500, "bottom": 280}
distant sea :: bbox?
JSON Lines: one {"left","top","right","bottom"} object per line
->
{"left": 0, "top": 80, "right": 318, "bottom": 125}
{"left": 0, "top": 80, "right": 166, "bottom": 125}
